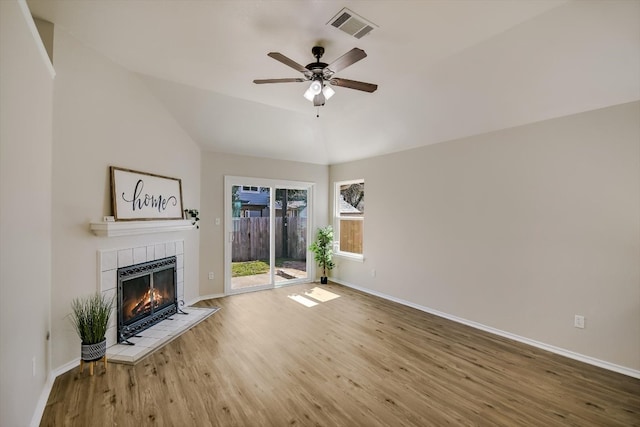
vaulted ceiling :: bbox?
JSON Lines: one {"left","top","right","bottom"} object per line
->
{"left": 27, "top": 0, "right": 640, "bottom": 165}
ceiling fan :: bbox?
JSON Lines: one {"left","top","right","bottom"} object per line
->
{"left": 253, "top": 46, "right": 378, "bottom": 107}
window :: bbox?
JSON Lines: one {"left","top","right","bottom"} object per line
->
{"left": 334, "top": 180, "right": 364, "bottom": 258}
{"left": 241, "top": 186, "right": 259, "bottom": 192}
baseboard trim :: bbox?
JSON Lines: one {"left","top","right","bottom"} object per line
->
{"left": 29, "top": 374, "right": 53, "bottom": 427}
{"left": 52, "top": 357, "right": 81, "bottom": 378}
{"left": 30, "top": 359, "right": 80, "bottom": 427}
{"left": 332, "top": 278, "right": 640, "bottom": 380}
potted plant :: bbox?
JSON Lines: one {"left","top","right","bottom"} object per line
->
{"left": 309, "top": 225, "right": 335, "bottom": 284}
{"left": 184, "top": 208, "right": 200, "bottom": 229}
{"left": 69, "top": 292, "right": 114, "bottom": 375}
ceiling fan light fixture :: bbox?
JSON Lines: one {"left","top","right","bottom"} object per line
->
{"left": 309, "top": 79, "right": 322, "bottom": 95}
{"left": 257, "top": 46, "right": 378, "bottom": 109}
{"left": 303, "top": 86, "right": 315, "bottom": 101}
{"left": 323, "top": 85, "right": 335, "bottom": 100}
{"left": 304, "top": 78, "right": 324, "bottom": 102}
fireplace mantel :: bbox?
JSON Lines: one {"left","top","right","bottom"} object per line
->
{"left": 90, "top": 220, "right": 195, "bottom": 237}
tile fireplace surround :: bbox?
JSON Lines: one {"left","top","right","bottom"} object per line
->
{"left": 98, "top": 240, "right": 193, "bottom": 363}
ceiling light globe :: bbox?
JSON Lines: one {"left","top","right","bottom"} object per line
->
{"left": 303, "top": 87, "right": 315, "bottom": 101}
{"left": 323, "top": 86, "right": 335, "bottom": 100}
{"left": 310, "top": 80, "right": 322, "bottom": 95}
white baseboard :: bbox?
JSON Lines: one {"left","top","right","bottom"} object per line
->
{"left": 30, "top": 358, "right": 80, "bottom": 427}
{"left": 29, "top": 375, "right": 53, "bottom": 427}
{"left": 52, "top": 357, "right": 81, "bottom": 378}
{"left": 331, "top": 278, "right": 640, "bottom": 380}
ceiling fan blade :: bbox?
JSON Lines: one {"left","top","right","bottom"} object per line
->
{"left": 326, "top": 48, "right": 367, "bottom": 74}
{"left": 253, "top": 78, "right": 306, "bottom": 84}
{"left": 267, "top": 52, "right": 310, "bottom": 75}
{"left": 330, "top": 78, "right": 378, "bottom": 93}
{"left": 313, "top": 92, "right": 326, "bottom": 107}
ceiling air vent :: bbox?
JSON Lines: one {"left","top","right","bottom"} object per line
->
{"left": 328, "top": 7, "right": 377, "bottom": 39}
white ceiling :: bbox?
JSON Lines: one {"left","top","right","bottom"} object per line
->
{"left": 27, "top": 0, "right": 640, "bottom": 165}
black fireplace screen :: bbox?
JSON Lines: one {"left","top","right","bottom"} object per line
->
{"left": 117, "top": 256, "right": 177, "bottom": 343}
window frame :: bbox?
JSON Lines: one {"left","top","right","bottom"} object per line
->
{"left": 334, "top": 179, "right": 364, "bottom": 261}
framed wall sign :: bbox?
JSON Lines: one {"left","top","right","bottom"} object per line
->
{"left": 110, "top": 167, "right": 184, "bottom": 221}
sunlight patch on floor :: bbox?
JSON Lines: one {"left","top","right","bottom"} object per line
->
{"left": 288, "top": 287, "right": 340, "bottom": 307}
{"left": 288, "top": 294, "right": 318, "bottom": 307}
{"left": 304, "top": 287, "right": 340, "bottom": 302}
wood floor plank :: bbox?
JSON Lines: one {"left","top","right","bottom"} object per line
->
{"left": 40, "top": 283, "right": 640, "bottom": 426}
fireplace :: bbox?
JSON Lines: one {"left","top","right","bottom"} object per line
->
{"left": 117, "top": 256, "right": 178, "bottom": 343}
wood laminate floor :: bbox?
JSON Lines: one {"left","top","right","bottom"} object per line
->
{"left": 41, "top": 283, "right": 640, "bottom": 426}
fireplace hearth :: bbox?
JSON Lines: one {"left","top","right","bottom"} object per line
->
{"left": 117, "top": 256, "right": 178, "bottom": 343}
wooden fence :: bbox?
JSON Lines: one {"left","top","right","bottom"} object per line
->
{"left": 339, "top": 219, "right": 363, "bottom": 254}
{"left": 232, "top": 217, "right": 307, "bottom": 262}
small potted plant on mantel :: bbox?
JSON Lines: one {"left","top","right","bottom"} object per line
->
{"left": 184, "top": 208, "right": 200, "bottom": 229}
{"left": 309, "top": 225, "right": 335, "bottom": 284}
{"left": 69, "top": 292, "right": 114, "bottom": 376}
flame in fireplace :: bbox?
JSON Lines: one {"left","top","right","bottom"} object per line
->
{"left": 130, "top": 287, "right": 168, "bottom": 318}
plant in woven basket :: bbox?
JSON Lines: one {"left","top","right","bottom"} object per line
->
{"left": 69, "top": 293, "right": 114, "bottom": 346}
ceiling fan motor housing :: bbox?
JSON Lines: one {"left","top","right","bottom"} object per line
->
{"left": 307, "top": 46, "right": 328, "bottom": 76}
{"left": 311, "top": 46, "right": 324, "bottom": 60}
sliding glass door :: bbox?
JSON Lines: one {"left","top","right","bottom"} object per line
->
{"left": 274, "top": 187, "right": 309, "bottom": 284}
{"left": 225, "top": 177, "right": 313, "bottom": 294}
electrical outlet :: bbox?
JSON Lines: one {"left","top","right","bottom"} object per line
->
{"left": 574, "top": 315, "right": 585, "bottom": 329}
{"left": 208, "top": 272, "right": 215, "bottom": 280}
{"left": 371, "top": 269, "right": 376, "bottom": 277}
{"left": 215, "top": 218, "right": 220, "bottom": 226}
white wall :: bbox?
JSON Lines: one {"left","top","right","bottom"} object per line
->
{"left": 330, "top": 102, "right": 640, "bottom": 372}
{"left": 199, "top": 152, "right": 329, "bottom": 296}
{"left": 50, "top": 28, "right": 201, "bottom": 370}
{"left": 0, "top": 1, "right": 54, "bottom": 425}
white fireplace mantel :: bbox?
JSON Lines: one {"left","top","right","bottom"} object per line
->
{"left": 90, "top": 220, "right": 195, "bottom": 237}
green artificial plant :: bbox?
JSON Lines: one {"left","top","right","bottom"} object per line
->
{"left": 69, "top": 293, "right": 114, "bottom": 345}
{"left": 309, "top": 225, "right": 335, "bottom": 283}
